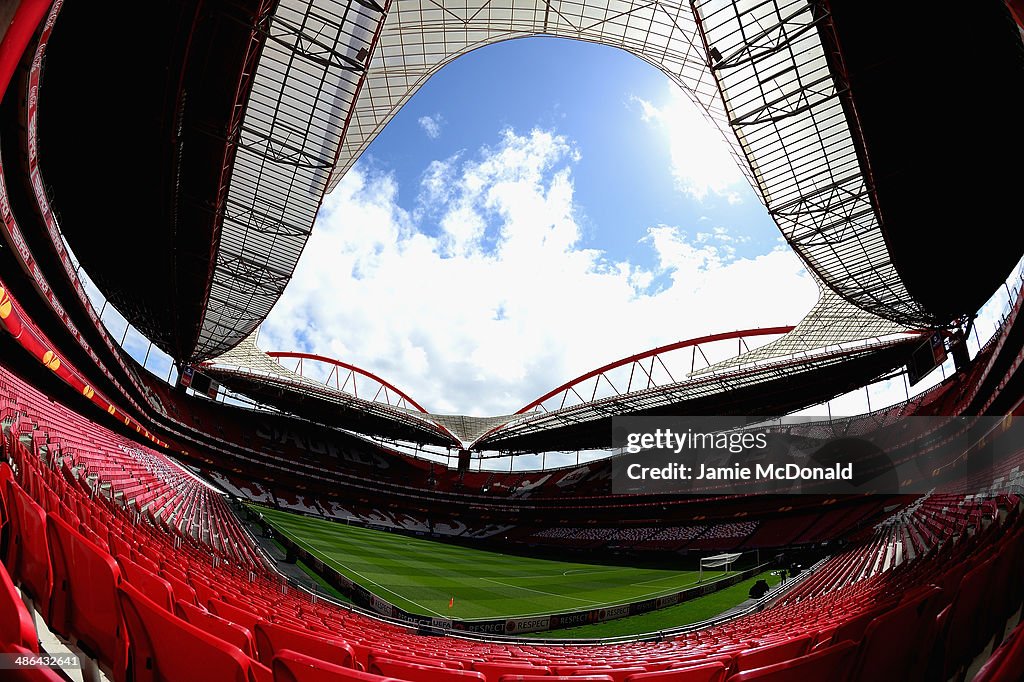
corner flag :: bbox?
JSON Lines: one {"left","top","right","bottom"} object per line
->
{"left": 449, "top": 597, "right": 454, "bottom": 608}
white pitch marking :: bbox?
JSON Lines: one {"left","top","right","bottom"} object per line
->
{"left": 479, "top": 577, "right": 603, "bottom": 605}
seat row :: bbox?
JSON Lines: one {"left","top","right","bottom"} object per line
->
{"left": 2, "top": 369, "right": 1024, "bottom": 680}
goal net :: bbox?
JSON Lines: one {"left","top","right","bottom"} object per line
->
{"left": 699, "top": 552, "right": 742, "bottom": 581}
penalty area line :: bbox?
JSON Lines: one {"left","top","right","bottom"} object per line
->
{"left": 479, "top": 577, "right": 603, "bottom": 605}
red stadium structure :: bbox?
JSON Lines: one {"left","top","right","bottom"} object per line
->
{"left": 1, "top": 1, "right": 1024, "bottom": 681}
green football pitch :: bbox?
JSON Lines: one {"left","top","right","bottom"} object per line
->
{"left": 254, "top": 506, "right": 740, "bottom": 622}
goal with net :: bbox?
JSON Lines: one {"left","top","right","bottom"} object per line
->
{"left": 699, "top": 552, "right": 742, "bottom": 582}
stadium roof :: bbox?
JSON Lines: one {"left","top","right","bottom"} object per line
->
{"left": 326, "top": 0, "right": 1024, "bottom": 329}
{"left": 29, "top": 0, "right": 1024, "bottom": 428}
{"left": 36, "top": 0, "right": 389, "bottom": 363}
{"left": 205, "top": 322, "right": 919, "bottom": 451}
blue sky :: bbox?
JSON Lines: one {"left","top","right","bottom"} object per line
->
{"left": 355, "top": 37, "right": 781, "bottom": 272}
{"left": 257, "top": 36, "right": 821, "bottom": 415}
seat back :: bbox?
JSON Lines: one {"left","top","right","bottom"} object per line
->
{"left": 175, "top": 599, "right": 256, "bottom": 657}
{"left": 732, "top": 636, "right": 812, "bottom": 674}
{"left": 942, "top": 557, "right": 997, "bottom": 677}
{"left": 829, "top": 602, "right": 894, "bottom": 645}
{"left": 669, "top": 654, "right": 734, "bottom": 670}
{"left": 161, "top": 571, "right": 198, "bottom": 606}
{"left": 272, "top": 649, "right": 401, "bottom": 682}
{"left": 118, "top": 582, "right": 254, "bottom": 682}
{"left": 625, "top": 661, "right": 728, "bottom": 682}
{"left": 116, "top": 555, "right": 174, "bottom": 613}
{"left": 5, "top": 481, "right": 52, "bottom": 610}
{"left": 0, "top": 560, "right": 38, "bottom": 652}
{"left": 472, "top": 662, "right": 550, "bottom": 682}
{"left": 369, "top": 658, "right": 485, "bottom": 682}
{"left": 727, "top": 641, "right": 857, "bottom": 682}
{"left": 209, "top": 598, "right": 262, "bottom": 631}
{"left": 973, "top": 618, "right": 1024, "bottom": 682}
{"left": 551, "top": 666, "right": 646, "bottom": 682}
{"left": 0, "top": 463, "right": 13, "bottom": 558}
{"left": 0, "top": 462, "right": 13, "bottom": 507}
{"left": 850, "top": 587, "right": 942, "bottom": 682}
{"left": 497, "top": 671, "right": 614, "bottom": 675}
{"left": 254, "top": 620, "right": 355, "bottom": 668}
{"left": 366, "top": 651, "right": 447, "bottom": 671}
{"left": 189, "top": 577, "right": 220, "bottom": 606}
{"left": 45, "top": 513, "right": 124, "bottom": 674}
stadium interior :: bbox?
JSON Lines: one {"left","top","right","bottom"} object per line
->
{"left": 1, "top": 1, "right": 1024, "bottom": 681}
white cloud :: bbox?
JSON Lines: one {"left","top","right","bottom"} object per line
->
{"left": 634, "top": 88, "right": 745, "bottom": 203}
{"left": 261, "top": 128, "right": 816, "bottom": 416}
{"left": 418, "top": 114, "right": 444, "bottom": 139}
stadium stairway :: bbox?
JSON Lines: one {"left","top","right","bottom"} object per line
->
{"left": 2, "top": 365, "right": 1024, "bottom": 681}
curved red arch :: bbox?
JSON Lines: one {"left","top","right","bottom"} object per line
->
{"left": 265, "top": 351, "right": 428, "bottom": 413}
{"left": 515, "top": 326, "right": 795, "bottom": 414}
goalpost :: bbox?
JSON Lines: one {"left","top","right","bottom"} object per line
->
{"left": 699, "top": 552, "right": 742, "bottom": 582}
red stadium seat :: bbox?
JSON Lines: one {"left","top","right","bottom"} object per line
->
{"left": 175, "top": 599, "right": 257, "bottom": 657}
{"left": 848, "top": 587, "right": 942, "bottom": 682}
{"left": 498, "top": 677, "right": 615, "bottom": 682}
{"left": 116, "top": 555, "right": 174, "bottom": 612}
{"left": 160, "top": 564, "right": 187, "bottom": 585}
{"left": 161, "top": 570, "right": 198, "bottom": 606}
{"left": 941, "top": 558, "right": 998, "bottom": 679}
{"left": 108, "top": 534, "right": 133, "bottom": 564}
{"left": 731, "top": 636, "right": 812, "bottom": 675}
{"left": 669, "top": 654, "right": 735, "bottom": 670}
{"left": 252, "top": 661, "right": 274, "bottom": 682}
{"left": 497, "top": 671, "right": 610, "bottom": 675}
{"left": 0, "top": 560, "right": 38, "bottom": 652}
{"left": 272, "top": 649, "right": 401, "bottom": 682}
{"left": 551, "top": 666, "right": 646, "bottom": 681}
{"left": 4, "top": 481, "right": 52, "bottom": 615}
{"left": 0, "top": 462, "right": 13, "bottom": 553}
{"left": 472, "top": 662, "right": 551, "bottom": 682}
{"left": 135, "top": 545, "right": 164, "bottom": 570}
{"left": 368, "top": 658, "right": 485, "bottom": 681}
{"left": 726, "top": 641, "right": 857, "bottom": 682}
{"left": 254, "top": 620, "right": 355, "bottom": 668}
{"left": 209, "top": 597, "right": 264, "bottom": 631}
{"left": 129, "top": 552, "right": 161, "bottom": 577}
{"left": 118, "top": 582, "right": 256, "bottom": 682}
{"left": 189, "top": 578, "right": 220, "bottom": 606}
{"left": 828, "top": 602, "right": 895, "bottom": 645}
{"left": 973, "top": 617, "right": 1024, "bottom": 682}
{"left": 0, "top": 462, "right": 13, "bottom": 503}
{"left": 45, "top": 513, "right": 125, "bottom": 677}
{"left": 625, "top": 661, "right": 728, "bottom": 681}
{"left": 365, "top": 650, "right": 449, "bottom": 670}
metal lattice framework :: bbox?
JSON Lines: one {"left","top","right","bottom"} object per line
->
{"left": 329, "top": 0, "right": 746, "bottom": 190}
{"left": 266, "top": 350, "right": 426, "bottom": 411}
{"left": 194, "top": 0, "right": 390, "bottom": 361}
{"left": 693, "top": 289, "right": 910, "bottom": 375}
{"left": 475, "top": 332, "right": 918, "bottom": 450}
{"left": 187, "top": 0, "right": 946, "bottom": 449}
{"left": 691, "top": 0, "right": 938, "bottom": 327}
{"left": 204, "top": 323, "right": 916, "bottom": 450}
{"left": 207, "top": 365, "right": 459, "bottom": 444}
{"left": 515, "top": 326, "right": 794, "bottom": 415}
{"left": 204, "top": 332, "right": 459, "bottom": 443}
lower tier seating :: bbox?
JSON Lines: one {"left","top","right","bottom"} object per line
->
{"left": 1, "top": 368, "right": 1023, "bottom": 681}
